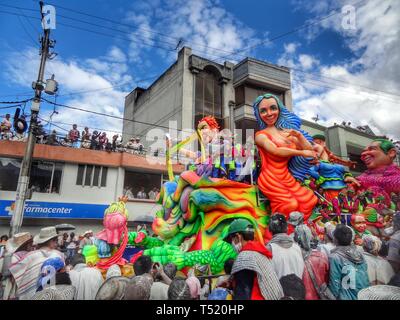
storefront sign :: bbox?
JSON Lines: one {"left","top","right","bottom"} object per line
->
{"left": 0, "top": 200, "right": 107, "bottom": 219}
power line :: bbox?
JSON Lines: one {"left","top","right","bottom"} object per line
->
{"left": 292, "top": 74, "right": 400, "bottom": 103}
{"left": 291, "top": 68, "right": 400, "bottom": 100}
{"left": 0, "top": 9, "right": 176, "bottom": 52}
{"left": 3, "top": 3, "right": 399, "bottom": 101}
{"left": 0, "top": 103, "right": 25, "bottom": 110}
{"left": 0, "top": 98, "right": 32, "bottom": 104}
{"left": 40, "top": 97, "right": 195, "bottom": 135}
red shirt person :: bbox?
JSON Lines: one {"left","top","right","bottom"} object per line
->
{"left": 294, "top": 224, "right": 329, "bottom": 300}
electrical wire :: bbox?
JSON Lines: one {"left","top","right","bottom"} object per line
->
{"left": 1, "top": 5, "right": 399, "bottom": 99}
{"left": 40, "top": 97, "right": 195, "bottom": 135}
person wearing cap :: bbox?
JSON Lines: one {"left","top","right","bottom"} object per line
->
{"left": 362, "top": 234, "right": 394, "bottom": 286}
{"left": 0, "top": 232, "right": 33, "bottom": 300}
{"left": 125, "top": 137, "right": 136, "bottom": 154}
{"left": 294, "top": 225, "right": 329, "bottom": 300}
{"left": 287, "top": 211, "right": 304, "bottom": 237}
{"left": 318, "top": 221, "right": 337, "bottom": 257}
{"left": 266, "top": 213, "right": 305, "bottom": 280}
{"left": 79, "top": 230, "right": 94, "bottom": 250}
{"left": 228, "top": 218, "right": 284, "bottom": 300}
{"left": 9, "top": 226, "right": 63, "bottom": 300}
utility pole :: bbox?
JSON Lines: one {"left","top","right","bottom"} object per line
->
{"left": 9, "top": 1, "right": 54, "bottom": 236}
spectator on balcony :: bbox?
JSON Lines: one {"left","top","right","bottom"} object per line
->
{"left": 99, "top": 132, "right": 108, "bottom": 150}
{"left": 134, "top": 137, "right": 144, "bottom": 154}
{"left": 124, "top": 186, "right": 134, "bottom": 199}
{"left": 137, "top": 187, "right": 147, "bottom": 199}
{"left": 148, "top": 187, "right": 158, "bottom": 200}
{"left": 125, "top": 137, "right": 136, "bottom": 154}
{"left": 68, "top": 124, "right": 80, "bottom": 148}
{"left": 46, "top": 130, "right": 58, "bottom": 146}
{"left": 111, "top": 134, "right": 119, "bottom": 152}
{"left": 81, "top": 127, "right": 91, "bottom": 149}
{"left": 60, "top": 134, "right": 72, "bottom": 147}
{"left": 90, "top": 130, "right": 100, "bottom": 150}
{"left": 0, "top": 113, "right": 12, "bottom": 140}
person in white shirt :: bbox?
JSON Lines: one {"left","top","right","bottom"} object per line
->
{"left": 318, "top": 221, "right": 336, "bottom": 257}
{"left": 68, "top": 253, "right": 104, "bottom": 300}
{"left": 124, "top": 186, "right": 134, "bottom": 199}
{"left": 362, "top": 234, "right": 395, "bottom": 285}
{"left": 267, "top": 213, "right": 305, "bottom": 280}
{"left": 137, "top": 187, "right": 147, "bottom": 199}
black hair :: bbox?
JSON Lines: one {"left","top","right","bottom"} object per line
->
{"left": 279, "top": 274, "right": 305, "bottom": 300}
{"left": 133, "top": 255, "right": 153, "bottom": 276}
{"left": 269, "top": 213, "right": 288, "bottom": 235}
{"left": 378, "top": 240, "right": 389, "bottom": 258}
{"left": 237, "top": 231, "right": 254, "bottom": 241}
{"left": 224, "top": 259, "right": 235, "bottom": 275}
{"left": 71, "top": 253, "right": 86, "bottom": 267}
{"left": 333, "top": 224, "right": 353, "bottom": 246}
{"left": 388, "top": 273, "right": 400, "bottom": 287}
{"left": 55, "top": 272, "right": 71, "bottom": 285}
{"left": 1, "top": 235, "right": 8, "bottom": 241}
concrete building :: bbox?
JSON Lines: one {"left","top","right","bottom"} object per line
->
{"left": 0, "top": 140, "right": 183, "bottom": 236}
{"left": 300, "top": 120, "right": 385, "bottom": 175}
{"left": 123, "top": 46, "right": 381, "bottom": 173}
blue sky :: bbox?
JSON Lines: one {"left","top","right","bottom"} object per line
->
{"left": 0, "top": 0, "right": 399, "bottom": 139}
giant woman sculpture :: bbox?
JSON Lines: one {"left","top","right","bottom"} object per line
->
{"left": 253, "top": 93, "right": 318, "bottom": 220}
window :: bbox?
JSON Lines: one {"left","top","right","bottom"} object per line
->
{"left": 29, "top": 161, "right": 63, "bottom": 194}
{"left": 123, "top": 171, "right": 161, "bottom": 200}
{"left": 348, "top": 152, "right": 367, "bottom": 174}
{"left": 0, "top": 158, "right": 21, "bottom": 191}
{"left": 76, "top": 164, "right": 108, "bottom": 187}
{"left": 195, "top": 69, "right": 222, "bottom": 120}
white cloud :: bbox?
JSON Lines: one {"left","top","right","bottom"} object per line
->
{"left": 284, "top": 0, "right": 400, "bottom": 140}
{"left": 284, "top": 42, "right": 299, "bottom": 54}
{"left": 298, "top": 54, "right": 319, "bottom": 70}
{"left": 124, "top": 0, "right": 259, "bottom": 63}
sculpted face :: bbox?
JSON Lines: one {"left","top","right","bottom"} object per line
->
{"left": 258, "top": 98, "right": 280, "bottom": 127}
{"left": 313, "top": 143, "right": 326, "bottom": 160}
{"left": 361, "top": 141, "right": 394, "bottom": 170}
{"left": 352, "top": 215, "right": 367, "bottom": 233}
{"left": 313, "top": 138, "right": 326, "bottom": 147}
{"left": 198, "top": 120, "right": 217, "bottom": 144}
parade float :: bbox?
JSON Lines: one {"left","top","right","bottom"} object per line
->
{"left": 83, "top": 93, "right": 400, "bottom": 275}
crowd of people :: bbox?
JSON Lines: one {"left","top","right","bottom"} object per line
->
{"left": 0, "top": 210, "right": 399, "bottom": 300}
{"left": 123, "top": 186, "right": 160, "bottom": 200}
{"left": 0, "top": 117, "right": 148, "bottom": 155}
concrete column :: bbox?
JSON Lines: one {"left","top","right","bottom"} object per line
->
{"left": 284, "top": 90, "right": 293, "bottom": 110}
{"left": 114, "top": 167, "right": 125, "bottom": 200}
{"left": 181, "top": 47, "right": 194, "bottom": 131}
{"left": 327, "top": 126, "right": 348, "bottom": 158}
